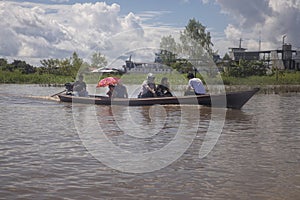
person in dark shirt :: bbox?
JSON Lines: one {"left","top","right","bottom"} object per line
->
{"left": 113, "top": 80, "right": 128, "bottom": 98}
{"left": 156, "top": 77, "right": 173, "bottom": 97}
{"left": 73, "top": 74, "right": 88, "bottom": 97}
{"left": 138, "top": 73, "right": 157, "bottom": 98}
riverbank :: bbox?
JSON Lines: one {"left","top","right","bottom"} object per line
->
{"left": 1, "top": 83, "right": 299, "bottom": 94}
{"left": 40, "top": 84, "right": 300, "bottom": 95}
{"left": 1, "top": 71, "right": 300, "bottom": 94}
{"left": 224, "top": 85, "right": 300, "bottom": 94}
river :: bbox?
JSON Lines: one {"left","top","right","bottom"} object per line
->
{"left": 0, "top": 84, "right": 299, "bottom": 199}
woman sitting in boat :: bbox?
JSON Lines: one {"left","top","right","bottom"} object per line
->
{"left": 73, "top": 74, "right": 88, "bottom": 97}
{"left": 184, "top": 73, "right": 206, "bottom": 96}
{"left": 138, "top": 73, "right": 157, "bottom": 98}
{"left": 156, "top": 77, "right": 173, "bottom": 97}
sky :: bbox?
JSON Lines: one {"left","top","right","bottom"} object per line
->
{"left": 1, "top": 0, "right": 299, "bottom": 66}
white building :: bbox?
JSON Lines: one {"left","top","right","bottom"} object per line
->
{"left": 125, "top": 61, "right": 172, "bottom": 74}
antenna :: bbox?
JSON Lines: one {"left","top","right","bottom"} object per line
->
{"left": 239, "top": 38, "right": 243, "bottom": 49}
{"left": 259, "top": 31, "right": 261, "bottom": 51}
{"left": 282, "top": 35, "right": 287, "bottom": 46}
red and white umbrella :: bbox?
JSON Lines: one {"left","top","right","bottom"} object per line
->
{"left": 96, "top": 77, "right": 120, "bottom": 87}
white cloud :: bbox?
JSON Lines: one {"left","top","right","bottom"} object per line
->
{"left": 0, "top": 1, "right": 177, "bottom": 66}
{"left": 224, "top": 24, "right": 242, "bottom": 42}
{"left": 206, "top": 0, "right": 300, "bottom": 53}
{"left": 137, "top": 11, "right": 172, "bottom": 23}
{"left": 179, "top": 0, "right": 190, "bottom": 4}
{"left": 50, "top": 0, "right": 70, "bottom": 3}
{"left": 1, "top": 0, "right": 298, "bottom": 65}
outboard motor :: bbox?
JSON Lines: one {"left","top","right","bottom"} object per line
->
{"left": 64, "top": 82, "right": 74, "bottom": 95}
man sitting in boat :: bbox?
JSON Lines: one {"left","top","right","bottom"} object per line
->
{"left": 156, "top": 77, "right": 173, "bottom": 97}
{"left": 73, "top": 74, "right": 88, "bottom": 97}
{"left": 112, "top": 80, "right": 128, "bottom": 98}
{"left": 184, "top": 73, "right": 206, "bottom": 96}
{"left": 138, "top": 73, "right": 157, "bottom": 98}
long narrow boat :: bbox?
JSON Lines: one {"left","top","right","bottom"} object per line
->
{"left": 57, "top": 88, "right": 259, "bottom": 109}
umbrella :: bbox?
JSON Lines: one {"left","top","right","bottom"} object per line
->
{"left": 96, "top": 77, "right": 120, "bottom": 87}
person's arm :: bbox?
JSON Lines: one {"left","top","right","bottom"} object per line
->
{"left": 166, "top": 83, "right": 171, "bottom": 92}
{"left": 148, "top": 86, "right": 156, "bottom": 94}
{"left": 73, "top": 81, "right": 80, "bottom": 91}
{"left": 143, "top": 82, "right": 154, "bottom": 94}
{"left": 124, "top": 87, "right": 128, "bottom": 98}
{"left": 74, "top": 82, "right": 86, "bottom": 92}
{"left": 146, "top": 84, "right": 156, "bottom": 95}
{"left": 106, "top": 90, "right": 112, "bottom": 98}
{"left": 187, "top": 80, "right": 193, "bottom": 90}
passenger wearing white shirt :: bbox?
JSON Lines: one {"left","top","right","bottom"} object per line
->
{"left": 184, "top": 73, "right": 206, "bottom": 95}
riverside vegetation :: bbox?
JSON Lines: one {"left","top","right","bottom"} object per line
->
{"left": 1, "top": 56, "right": 300, "bottom": 88}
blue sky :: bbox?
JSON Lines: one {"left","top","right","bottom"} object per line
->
{"left": 12, "top": 0, "right": 229, "bottom": 29}
{"left": 1, "top": 0, "right": 299, "bottom": 66}
{"left": 104, "top": 0, "right": 229, "bottom": 28}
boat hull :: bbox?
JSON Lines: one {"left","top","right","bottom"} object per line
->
{"left": 58, "top": 88, "right": 259, "bottom": 109}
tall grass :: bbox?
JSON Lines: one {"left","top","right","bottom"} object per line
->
{"left": 221, "top": 71, "right": 300, "bottom": 85}
{"left": 84, "top": 72, "right": 188, "bottom": 86}
{"left": 0, "top": 71, "right": 73, "bottom": 84}
{"left": 1, "top": 70, "right": 300, "bottom": 86}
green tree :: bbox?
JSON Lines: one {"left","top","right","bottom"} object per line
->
{"left": 78, "top": 61, "right": 91, "bottom": 74}
{"left": 0, "top": 58, "right": 14, "bottom": 72}
{"left": 40, "top": 52, "right": 84, "bottom": 78}
{"left": 40, "top": 58, "right": 60, "bottom": 74}
{"left": 224, "top": 59, "right": 267, "bottom": 77}
{"left": 0, "top": 58, "right": 8, "bottom": 67}
{"left": 158, "top": 35, "right": 178, "bottom": 66}
{"left": 180, "top": 18, "right": 213, "bottom": 56}
{"left": 59, "top": 58, "right": 72, "bottom": 76}
{"left": 156, "top": 50, "right": 176, "bottom": 66}
{"left": 11, "top": 60, "right": 36, "bottom": 74}
{"left": 160, "top": 35, "right": 177, "bottom": 54}
{"left": 91, "top": 52, "right": 107, "bottom": 68}
{"left": 158, "top": 18, "right": 216, "bottom": 76}
{"left": 70, "top": 52, "right": 83, "bottom": 78}
{"left": 179, "top": 19, "right": 216, "bottom": 77}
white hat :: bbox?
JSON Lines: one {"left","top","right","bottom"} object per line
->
{"left": 147, "top": 73, "right": 155, "bottom": 79}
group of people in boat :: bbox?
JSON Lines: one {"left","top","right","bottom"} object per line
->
{"left": 106, "top": 73, "right": 172, "bottom": 99}
{"left": 137, "top": 72, "right": 206, "bottom": 98}
{"left": 137, "top": 73, "right": 173, "bottom": 98}
{"left": 71, "top": 72, "right": 206, "bottom": 98}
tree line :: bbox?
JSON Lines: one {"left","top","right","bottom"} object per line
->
{"left": 0, "top": 52, "right": 108, "bottom": 79}
{"left": 158, "top": 18, "right": 269, "bottom": 78}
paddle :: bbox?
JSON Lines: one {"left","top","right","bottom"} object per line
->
{"left": 51, "top": 89, "right": 66, "bottom": 97}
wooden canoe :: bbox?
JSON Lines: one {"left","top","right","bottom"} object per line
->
{"left": 57, "top": 88, "right": 259, "bottom": 109}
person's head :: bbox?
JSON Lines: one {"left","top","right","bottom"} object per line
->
{"left": 117, "top": 79, "right": 123, "bottom": 85}
{"left": 187, "top": 73, "right": 194, "bottom": 79}
{"left": 147, "top": 73, "right": 155, "bottom": 82}
{"left": 78, "top": 74, "right": 84, "bottom": 81}
{"left": 161, "top": 77, "right": 168, "bottom": 84}
{"left": 108, "top": 84, "right": 115, "bottom": 89}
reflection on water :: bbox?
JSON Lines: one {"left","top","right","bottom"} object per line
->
{"left": 72, "top": 104, "right": 202, "bottom": 173}
{"left": 0, "top": 85, "right": 299, "bottom": 199}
